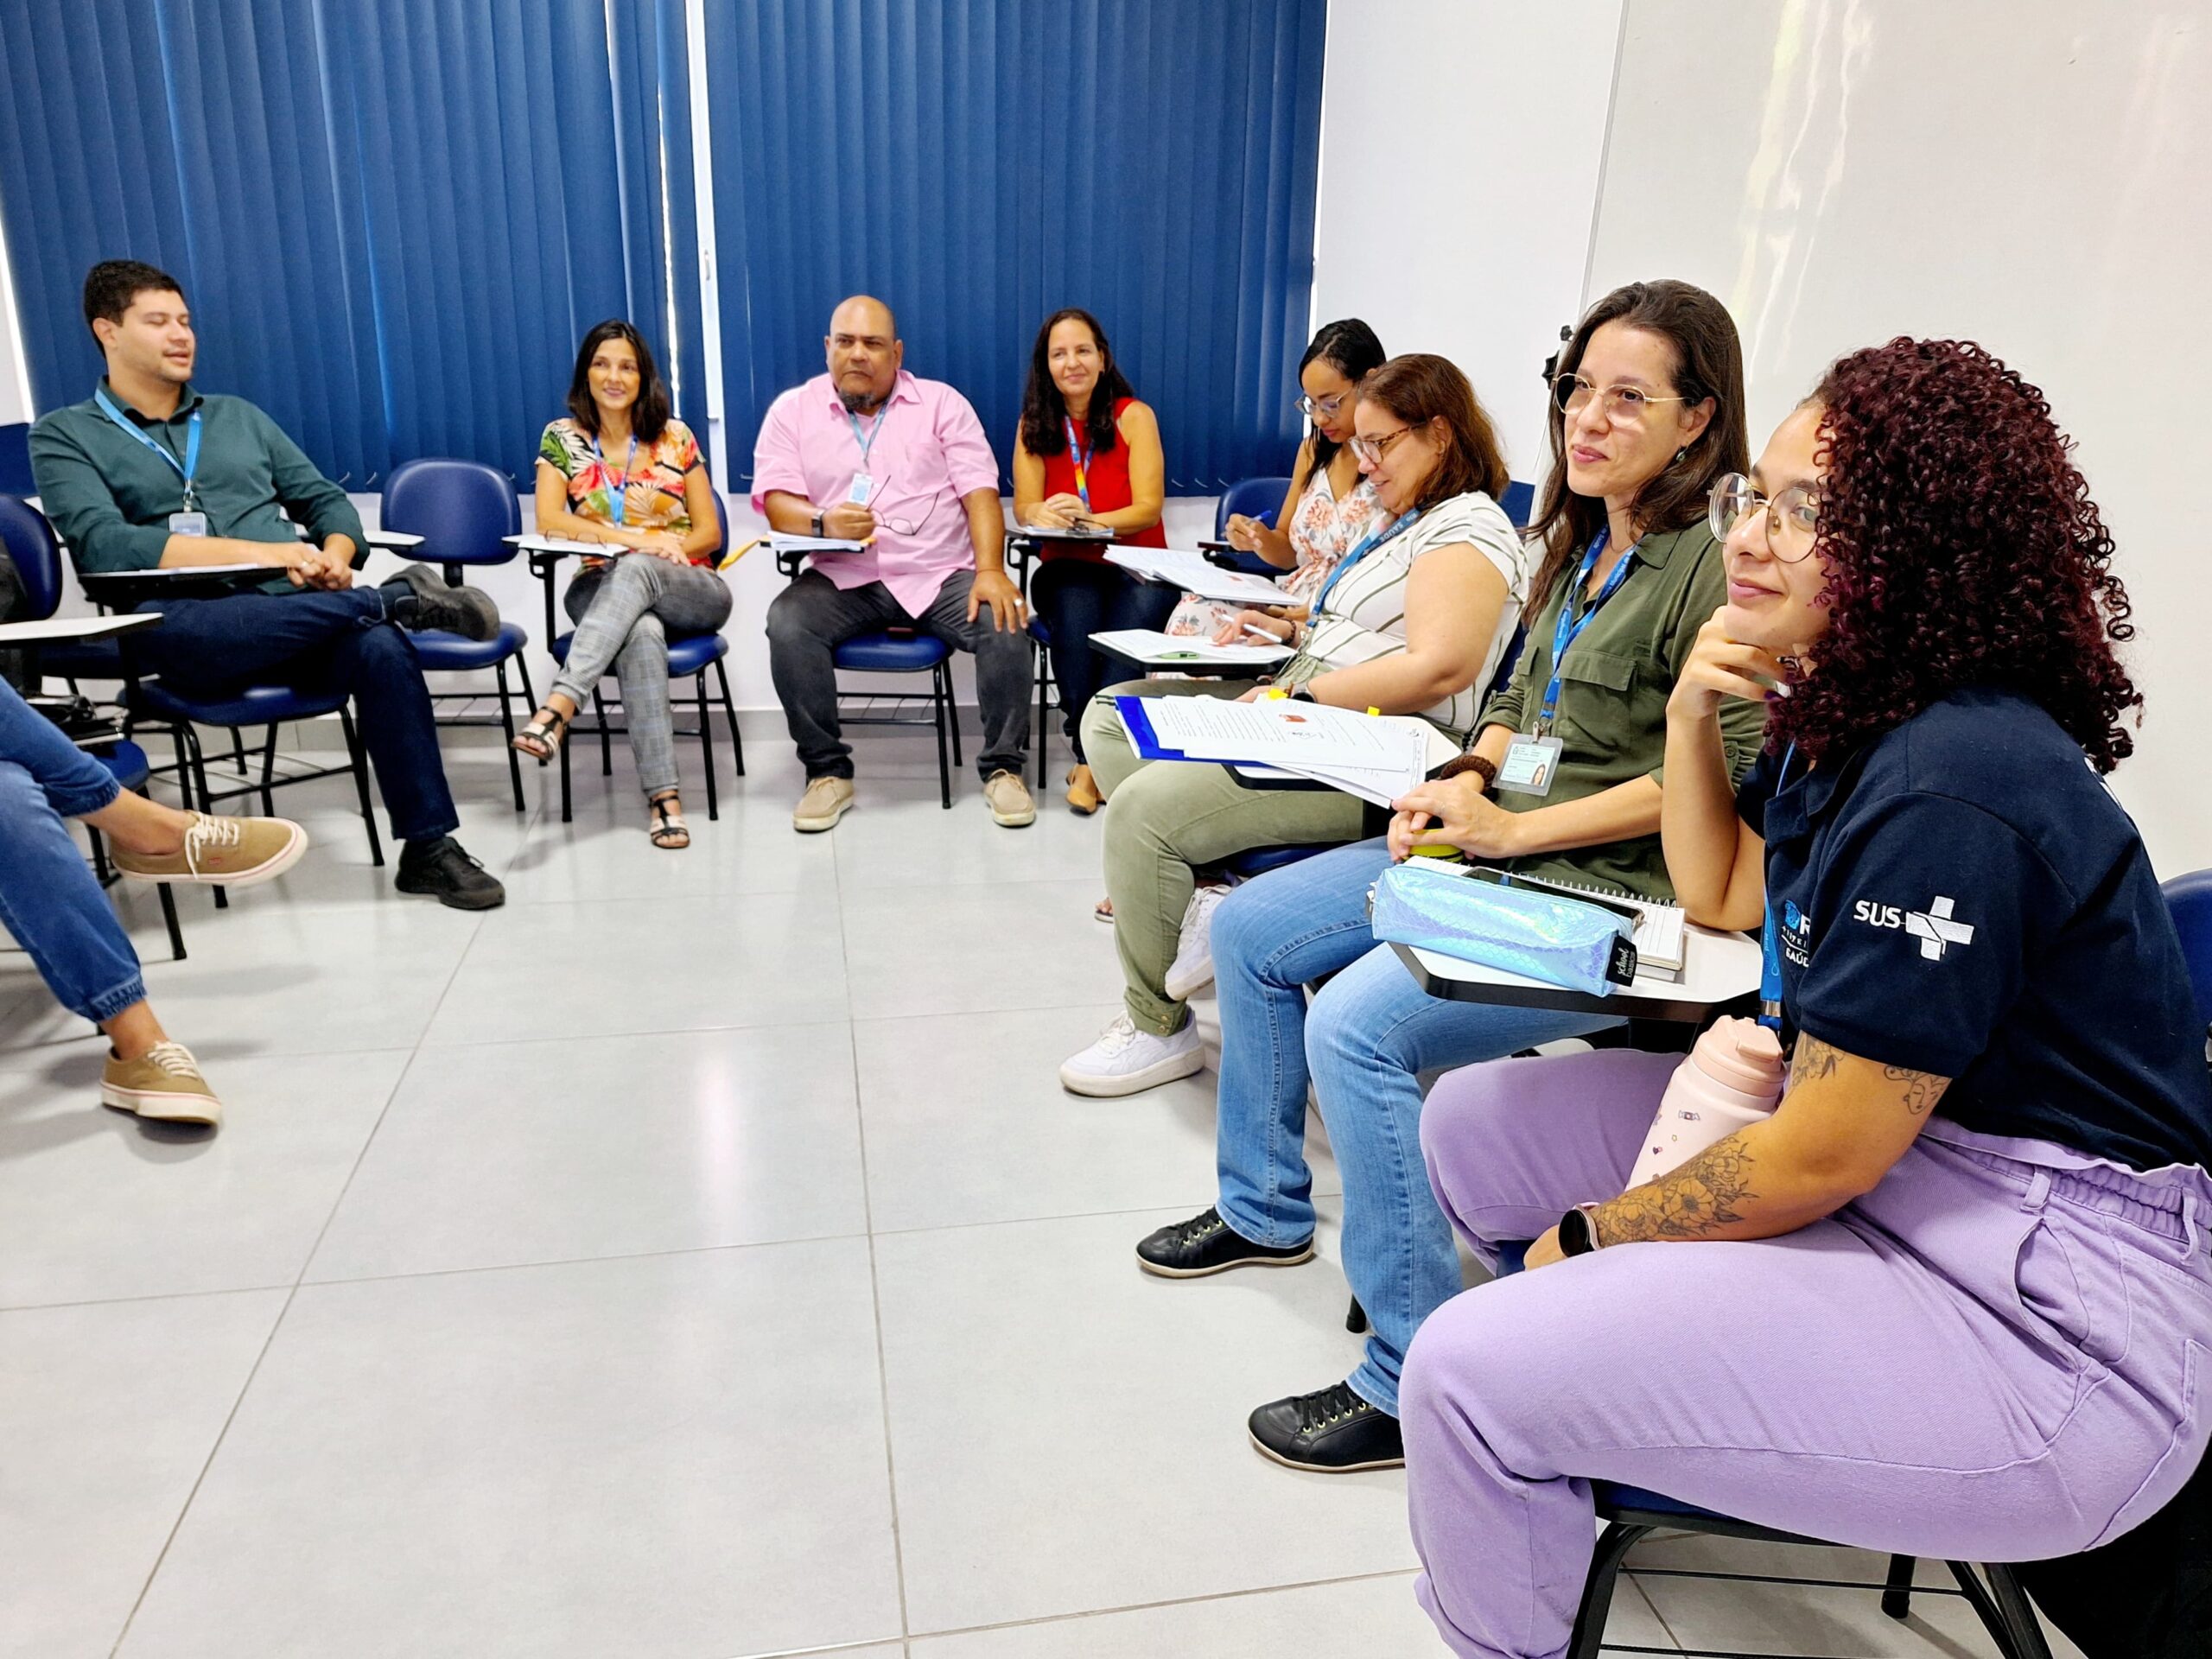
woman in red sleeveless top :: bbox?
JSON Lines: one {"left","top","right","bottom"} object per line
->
{"left": 1014, "top": 308, "right": 1171, "bottom": 812}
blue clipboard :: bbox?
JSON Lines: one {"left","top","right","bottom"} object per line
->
{"left": 1113, "top": 695, "right": 1193, "bottom": 762}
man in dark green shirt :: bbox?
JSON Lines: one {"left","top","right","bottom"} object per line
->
{"left": 29, "top": 261, "right": 505, "bottom": 908}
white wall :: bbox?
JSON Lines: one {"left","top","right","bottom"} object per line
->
{"left": 1585, "top": 0, "right": 2212, "bottom": 875}
{"left": 1311, "top": 0, "right": 1626, "bottom": 479}
{"left": 0, "top": 202, "right": 32, "bottom": 427}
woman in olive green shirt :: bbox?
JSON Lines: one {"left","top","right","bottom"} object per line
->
{"left": 1128, "top": 281, "right": 1767, "bottom": 1477}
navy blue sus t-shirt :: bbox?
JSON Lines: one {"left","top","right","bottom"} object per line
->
{"left": 1737, "top": 687, "right": 2212, "bottom": 1173}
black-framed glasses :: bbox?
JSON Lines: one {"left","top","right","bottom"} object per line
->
{"left": 1708, "top": 473, "right": 1821, "bottom": 560}
{"left": 1293, "top": 391, "right": 1349, "bottom": 420}
{"left": 1551, "top": 373, "right": 1691, "bottom": 423}
{"left": 1348, "top": 425, "right": 1416, "bottom": 466}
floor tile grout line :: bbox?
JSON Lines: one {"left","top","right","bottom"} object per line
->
{"left": 837, "top": 811, "right": 918, "bottom": 1645}
{"left": 1622, "top": 1569, "right": 1686, "bottom": 1651}
{"left": 406, "top": 1009, "right": 855, "bottom": 1055}
{"left": 893, "top": 1564, "right": 1425, "bottom": 1646}
{"left": 294, "top": 1226, "right": 875, "bottom": 1290}
{"left": 104, "top": 1280, "right": 302, "bottom": 1659}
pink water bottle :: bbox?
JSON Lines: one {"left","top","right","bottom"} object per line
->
{"left": 1625, "top": 1016, "right": 1786, "bottom": 1189}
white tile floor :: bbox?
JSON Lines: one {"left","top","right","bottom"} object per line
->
{"left": 0, "top": 729, "right": 2088, "bottom": 1658}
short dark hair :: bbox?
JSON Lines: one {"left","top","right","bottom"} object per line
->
{"left": 566, "top": 319, "right": 672, "bottom": 445}
{"left": 1357, "top": 353, "right": 1510, "bottom": 514}
{"left": 83, "top": 259, "right": 187, "bottom": 340}
{"left": 1019, "top": 308, "right": 1138, "bottom": 459}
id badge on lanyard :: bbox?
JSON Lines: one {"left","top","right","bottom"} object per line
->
{"left": 96, "top": 388, "right": 207, "bottom": 533}
{"left": 1498, "top": 531, "right": 1636, "bottom": 798}
{"left": 846, "top": 405, "right": 887, "bottom": 506}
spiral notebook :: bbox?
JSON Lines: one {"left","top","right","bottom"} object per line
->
{"left": 1465, "top": 867, "right": 1689, "bottom": 980}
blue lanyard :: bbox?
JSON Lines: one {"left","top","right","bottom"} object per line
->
{"left": 1535, "top": 530, "right": 1637, "bottom": 734}
{"left": 1758, "top": 742, "right": 1802, "bottom": 1033}
{"left": 844, "top": 404, "right": 887, "bottom": 468}
{"left": 95, "top": 388, "right": 201, "bottom": 508}
{"left": 592, "top": 433, "right": 638, "bottom": 526}
{"left": 1063, "top": 416, "right": 1094, "bottom": 512}
{"left": 1311, "top": 508, "right": 1421, "bottom": 617}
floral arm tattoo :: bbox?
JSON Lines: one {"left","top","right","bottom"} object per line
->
{"left": 1589, "top": 1033, "right": 1949, "bottom": 1245}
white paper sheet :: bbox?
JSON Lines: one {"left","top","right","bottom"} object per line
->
{"left": 1088, "top": 628, "right": 1290, "bottom": 666}
{"left": 1141, "top": 696, "right": 1425, "bottom": 772}
{"left": 1103, "top": 546, "right": 1291, "bottom": 607}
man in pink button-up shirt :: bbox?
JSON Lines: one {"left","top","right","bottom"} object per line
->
{"left": 754, "top": 295, "right": 1035, "bottom": 832}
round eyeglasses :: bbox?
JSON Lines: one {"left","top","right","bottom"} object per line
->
{"left": 1294, "top": 391, "right": 1349, "bottom": 420}
{"left": 1708, "top": 473, "right": 1821, "bottom": 560}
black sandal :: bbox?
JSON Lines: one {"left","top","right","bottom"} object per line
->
{"left": 648, "top": 791, "right": 690, "bottom": 850}
{"left": 512, "top": 708, "right": 569, "bottom": 763}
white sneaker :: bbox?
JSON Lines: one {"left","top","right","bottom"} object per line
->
{"left": 1164, "top": 884, "right": 1231, "bottom": 1001}
{"left": 1058, "top": 1012, "right": 1205, "bottom": 1097}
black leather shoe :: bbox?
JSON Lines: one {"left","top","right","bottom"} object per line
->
{"left": 389, "top": 567, "right": 500, "bottom": 643}
{"left": 1249, "top": 1381, "right": 1404, "bottom": 1472}
{"left": 1135, "top": 1206, "right": 1313, "bottom": 1278}
{"left": 395, "top": 836, "right": 506, "bottom": 910}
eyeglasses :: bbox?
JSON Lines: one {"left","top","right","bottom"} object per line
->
{"left": 1293, "top": 391, "right": 1349, "bottom": 420}
{"left": 1708, "top": 474, "right": 1821, "bottom": 560}
{"left": 1347, "top": 426, "right": 1418, "bottom": 466}
{"left": 1551, "top": 373, "right": 1691, "bottom": 423}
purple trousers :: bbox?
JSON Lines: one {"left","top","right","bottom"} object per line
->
{"left": 1401, "top": 1047, "right": 2212, "bottom": 1659}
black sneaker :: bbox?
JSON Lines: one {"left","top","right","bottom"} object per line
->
{"left": 1249, "top": 1380, "right": 1404, "bottom": 1473}
{"left": 395, "top": 836, "right": 506, "bottom": 910}
{"left": 388, "top": 566, "right": 500, "bottom": 642}
{"left": 1135, "top": 1206, "right": 1314, "bottom": 1279}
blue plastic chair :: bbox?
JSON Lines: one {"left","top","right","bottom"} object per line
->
{"left": 550, "top": 491, "right": 745, "bottom": 823}
{"left": 773, "top": 537, "right": 961, "bottom": 810}
{"left": 2161, "top": 869, "right": 2212, "bottom": 1029}
{"left": 0, "top": 493, "right": 127, "bottom": 686}
{"left": 3, "top": 495, "right": 382, "bottom": 902}
{"left": 1208, "top": 474, "right": 1294, "bottom": 579}
{"left": 379, "top": 459, "right": 537, "bottom": 813}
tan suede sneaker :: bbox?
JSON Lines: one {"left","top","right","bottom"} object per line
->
{"left": 983, "top": 769, "right": 1036, "bottom": 828}
{"left": 112, "top": 813, "right": 308, "bottom": 887}
{"left": 100, "top": 1042, "right": 222, "bottom": 1127}
{"left": 792, "top": 776, "right": 856, "bottom": 833}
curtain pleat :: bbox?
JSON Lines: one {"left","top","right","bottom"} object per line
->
{"left": 703, "top": 0, "right": 1326, "bottom": 491}
{"left": 0, "top": 0, "right": 700, "bottom": 488}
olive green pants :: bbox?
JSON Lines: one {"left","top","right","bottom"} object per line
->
{"left": 1082, "top": 678, "right": 1370, "bottom": 1035}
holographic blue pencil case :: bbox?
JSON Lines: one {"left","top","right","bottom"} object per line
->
{"left": 1369, "top": 861, "right": 1638, "bottom": 996}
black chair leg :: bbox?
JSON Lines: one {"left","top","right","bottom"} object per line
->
{"left": 168, "top": 724, "right": 194, "bottom": 811}
{"left": 714, "top": 658, "right": 743, "bottom": 777}
{"left": 932, "top": 660, "right": 952, "bottom": 810}
{"left": 184, "top": 728, "right": 228, "bottom": 911}
{"left": 1567, "top": 1520, "right": 1649, "bottom": 1659}
{"left": 1035, "top": 658, "right": 1051, "bottom": 789}
{"left": 257, "top": 723, "right": 279, "bottom": 817}
{"left": 946, "top": 661, "right": 963, "bottom": 770}
{"left": 558, "top": 709, "right": 574, "bottom": 823}
{"left": 1882, "top": 1553, "right": 1916, "bottom": 1618}
{"left": 696, "top": 671, "right": 718, "bottom": 822}
{"left": 88, "top": 823, "right": 115, "bottom": 885}
{"left": 339, "top": 705, "right": 385, "bottom": 868}
{"left": 1986, "top": 1565, "right": 2056, "bottom": 1659}
{"left": 494, "top": 658, "right": 525, "bottom": 813}
{"left": 156, "top": 880, "right": 186, "bottom": 962}
{"left": 1346, "top": 1296, "right": 1369, "bottom": 1334}
{"left": 228, "top": 725, "right": 248, "bottom": 774}
{"left": 595, "top": 685, "right": 613, "bottom": 776}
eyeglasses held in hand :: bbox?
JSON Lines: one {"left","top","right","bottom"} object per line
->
{"left": 1708, "top": 473, "right": 1821, "bottom": 561}
{"left": 1551, "top": 373, "right": 1691, "bottom": 423}
{"left": 1347, "top": 426, "right": 1417, "bottom": 466}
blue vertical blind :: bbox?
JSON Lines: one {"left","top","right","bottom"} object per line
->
{"left": 703, "top": 0, "right": 1328, "bottom": 492}
{"left": 0, "top": 0, "right": 699, "bottom": 487}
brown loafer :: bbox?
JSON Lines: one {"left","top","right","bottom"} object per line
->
{"left": 1065, "top": 764, "right": 1103, "bottom": 815}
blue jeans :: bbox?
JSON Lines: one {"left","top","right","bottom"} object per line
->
{"left": 0, "top": 677, "right": 143, "bottom": 1023}
{"left": 130, "top": 586, "right": 459, "bottom": 842}
{"left": 1210, "top": 837, "right": 1620, "bottom": 1414}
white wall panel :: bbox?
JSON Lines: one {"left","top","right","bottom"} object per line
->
{"left": 1587, "top": 0, "right": 2212, "bottom": 872}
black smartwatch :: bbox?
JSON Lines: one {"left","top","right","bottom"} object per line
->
{"left": 810, "top": 512, "right": 825, "bottom": 537}
{"left": 1288, "top": 684, "right": 1318, "bottom": 703}
{"left": 1557, "top": 1205, "right": 1601, "bottom": 1257}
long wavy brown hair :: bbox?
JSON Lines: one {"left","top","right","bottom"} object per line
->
{"left": 1526, "top": 280, "right": 1749, "bottom": 609}
{"left": 1769, "top": 337, "right": 2141, "bottom": 771}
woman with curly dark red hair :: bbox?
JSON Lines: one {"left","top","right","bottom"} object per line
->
{"left": 1397, "top": 338, "right": 2212, "bottom": 1658}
